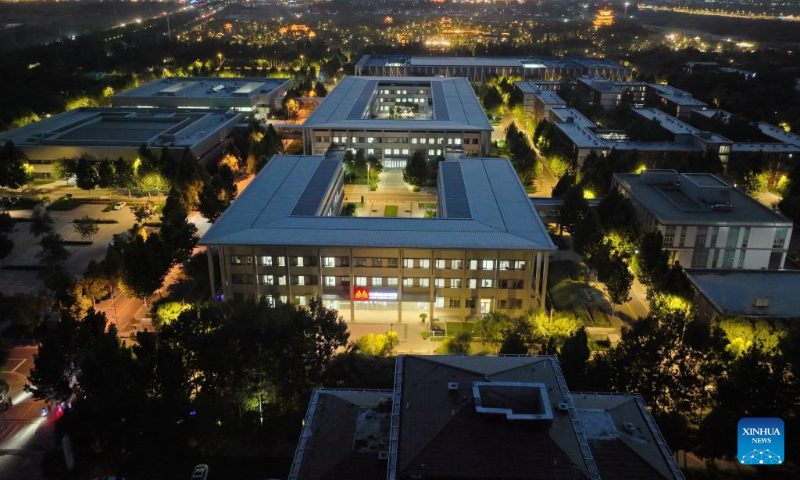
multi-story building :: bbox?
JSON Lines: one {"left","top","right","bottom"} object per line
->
{"left": 301, "top": 76, "right": 492, "bottom": 168}
{"left": 614, "top": 170, "right": 793, "bottom": 270}
{"left": 199, "top": 153, "right": 555, "bottom": 324}
{"left": 0, "top": 107, "right": 241, "bottom": 179}
{"left": 355, "top": 55, "right": 632, "bottom": 82}
{"left": 576, "top": 76, "right": 649, "bottom": 109}
{"left": 111, "top": 77, "right": 291, "bottom": 120}
{"left": 289, "top": 355, "right": 684, "bottom": 480}
{"left": 515, "top": 81, "right": 567, "bottom": 121}
{"left": 647, "top": 83, "right": 708, "bottom": 119}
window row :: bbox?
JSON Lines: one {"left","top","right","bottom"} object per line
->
{"left": 232, "top": 255, "right": 526, "bottom": 271}
{"left": 232, "top": 275, "right": 523, "bottom": 290}
{"left": 434, "top": 297, "right": 522, "bottom": 309}
{"left": 380, "top": 89, "right": 427, "bottom": 95}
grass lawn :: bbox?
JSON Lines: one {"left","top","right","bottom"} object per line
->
{"left": 383, "top": 205, "right": 398, "bottom": 217}
{"left": 444, "top": 321, "right": 476, "bottom": 336}
{"left": 47, "top": 197, "right": 84, "bottom": 211}
{"left": 547, "top": 260, "right": 592, "bottom": 322}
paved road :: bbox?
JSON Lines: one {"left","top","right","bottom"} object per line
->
{"left": 0, "top": 346, "right": 55, "bottom": 480}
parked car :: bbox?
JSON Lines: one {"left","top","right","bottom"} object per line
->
{"left": 113, "top": 201, "right": 126, "bottom": 211}
{"left": 191, "top": 464, "right": 209, "bottom": 480}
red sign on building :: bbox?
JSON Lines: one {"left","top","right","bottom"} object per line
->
{"left": 353, "top": 287, "right": 370, "bottom": 301}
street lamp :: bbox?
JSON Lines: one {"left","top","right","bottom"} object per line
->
{"left": 624, "top": 2, "right": 630, "bottom": 17}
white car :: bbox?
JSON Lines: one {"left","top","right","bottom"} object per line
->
{"left": 191, "top": 464, "right": 209, "bottom": 480}
{"left": 113, "top": 201, "right": 126, "bottom": 211}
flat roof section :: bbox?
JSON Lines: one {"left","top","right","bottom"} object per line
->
{"left": 114, "top": 76, "right": 291, "bottom": 100}
{"left": 686, "top": 270, "right": 800, "bottom": 319}
{"left": 357, "top": 55, "right": 629, "bottom": 71}
{"left": 556, "top": 122, "right": 609, "bottom": 149}
{"left": 0, "top": 108, "right": 241, "bottom": 149}
{"left": 757, "top": 122, "right": 800, "bottom": 147}
{"left": 632, "top": 108, "right": 701, "bottom": 136}
{"left": 614, "top": 172, "right": 792, "bottom": 226}
{"left": 200, "top": 155, "right": 555, "bottom": 251}
{"left": 658, "top": 93, "right": 708, "bottom": 108}
{"left": 303, "top": 76, "right": 491, "bottom": 131}
{"left": 550, "top": 107, "right": 598, "bottom": 129}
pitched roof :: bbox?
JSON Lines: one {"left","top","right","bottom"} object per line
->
{"left": 200, "top": 156, "right": 555, "bottom": 251}
{"left": 302, "top": 76, "right": 492, "bottom": 131}
{"left": 396, "top": 356, "right": 591, "bottom": 480}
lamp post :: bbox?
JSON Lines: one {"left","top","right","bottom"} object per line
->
{"left": 624, "top": 2, "right": 630, "bottom": 17}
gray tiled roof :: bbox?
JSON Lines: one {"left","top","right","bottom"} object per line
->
{"left": 686, "top": 270, "right": 800, "bottom": 318}
{"left": 200, "top": 155, "right": 555, "bottom": 251}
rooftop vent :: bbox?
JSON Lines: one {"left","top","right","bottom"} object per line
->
{"left": 556, "top": 402, "right": 570, "bottom": 412}
{"left": 447, "top": 382, "right": 459, "bottom": 391}
{"left": 641, "top": 169, "right": 679, "bottom": 185}
{"left": 710, "top": 203, "right": 733, "bottom": 212}
{"left": 623, "top": 421, "right": 638, "bottom": 433}
{"left": 754, "top": 297, "right": 770, "bottom": 308}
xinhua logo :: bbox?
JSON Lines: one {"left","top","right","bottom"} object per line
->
{"left": 738, "top": 418, "right": 784, "bottom": 465}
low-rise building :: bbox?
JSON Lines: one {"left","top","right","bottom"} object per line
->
{"left": 289, "top": 355, "right": 684, "bottom": 480}
{"left": 0, "top": 107, "right": 241, "bottom": 179}
{"left": 614, "top": 170, "right": 793, "bottom": 270}
{"left": 686, "top": 270, "right": 800, "bottom": 320}
{"left": 199, "top": 153, "right": 555, "bottom": 323}
{"left": 111, "top": 76, "right": 291, "bottom": 120}
{"left": 515, "top": 81, "right": 567, "bottom": 121}
{"left": 355, "top": 55, "right": 632, "bottom": 82}
{"left": 301, "top": 76, "right": 492, "bottom": 168}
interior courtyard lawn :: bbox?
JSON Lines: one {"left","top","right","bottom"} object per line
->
{"left": 384, "top": 205, "right": 399, "bottom": 217}
{"left": 547, "top": 260, "right": 599, "bottom": 324}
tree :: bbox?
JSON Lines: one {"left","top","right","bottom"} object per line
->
{"left": 10, "top": 292, "right": 52, "bottom": 336}
{"left": 0, "top": 213, "right": 14, "bottom": 263}
{"left": 559, "top": 327, "right": 590, "bottom": 390}
{"left": 313, "top": 81, "right": 328, "bottom": 97}
{"left": 475, "top": 312, "right": 510, "bottom": 352}
{"left": 73, "top": 216, "right": 99, "bottom": 241}
{"left": 114, "top": 158, "right": 137, "bottom": 196}
{"left": 559, "top": 185, "right": 589, "bottom": 235}
{"left": 52, "top": 159, "right": 77, "bottom": 185}
{"left": 353, "top": 149, "right": 368, "bottom": 181}
{"left": 29, "top": 208, "right": 54, "bottom": 238}
{"left": 0, "top": 141, "right": 31, "bottom": 189}
{"left": 481, "top": 86, "right": 503, "bottom": 113}
{"left": 97, "top": 160, "right": 117, "bottom": 189}
{"left": 637, "top": 230, "right": 669, "bottom": 287}
{"left": 0, "top": 234, "right": 13, "bottom": 263}
{"left": 198, "top": 165, "right": 237, "bottom": 223}
{"left": 74, "top": 157, "right": 99, "bottom": 190}
{"left": 130, "top": 200, "right": 156, "bottom": 224}
{"left": 37, "top": 232, "right": 70, "bottom": 266}
{"left": 355, "top": 332, "right": 399, "bottom": 357}
{"left": 571, "top": 207, "right": 604, "bottom": 257}
{"left": 442, "top": 331, "right": 472, "bottom": 354}
{"left": 499, "top": 331, "right": 529, "bottom": 354}
{"left": 119, "top": 232, "right": 172, "bottom": 306}
{"left": 403, "top": 150, "right": 429, "bottom": 186}
{"left": 367, "top": 156, "right": 383, "bottom": 178}
{"left": 340, "top": 202, "right": 357, "bottom": 216}
{"left": 551, "top": 173, "right": 575, "bottom": 198}
{"left": 599, "top": 253, "right": 634, "bottom": 305}
{"left": 160, "top": 189, "right": 198, "bottom": 264}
